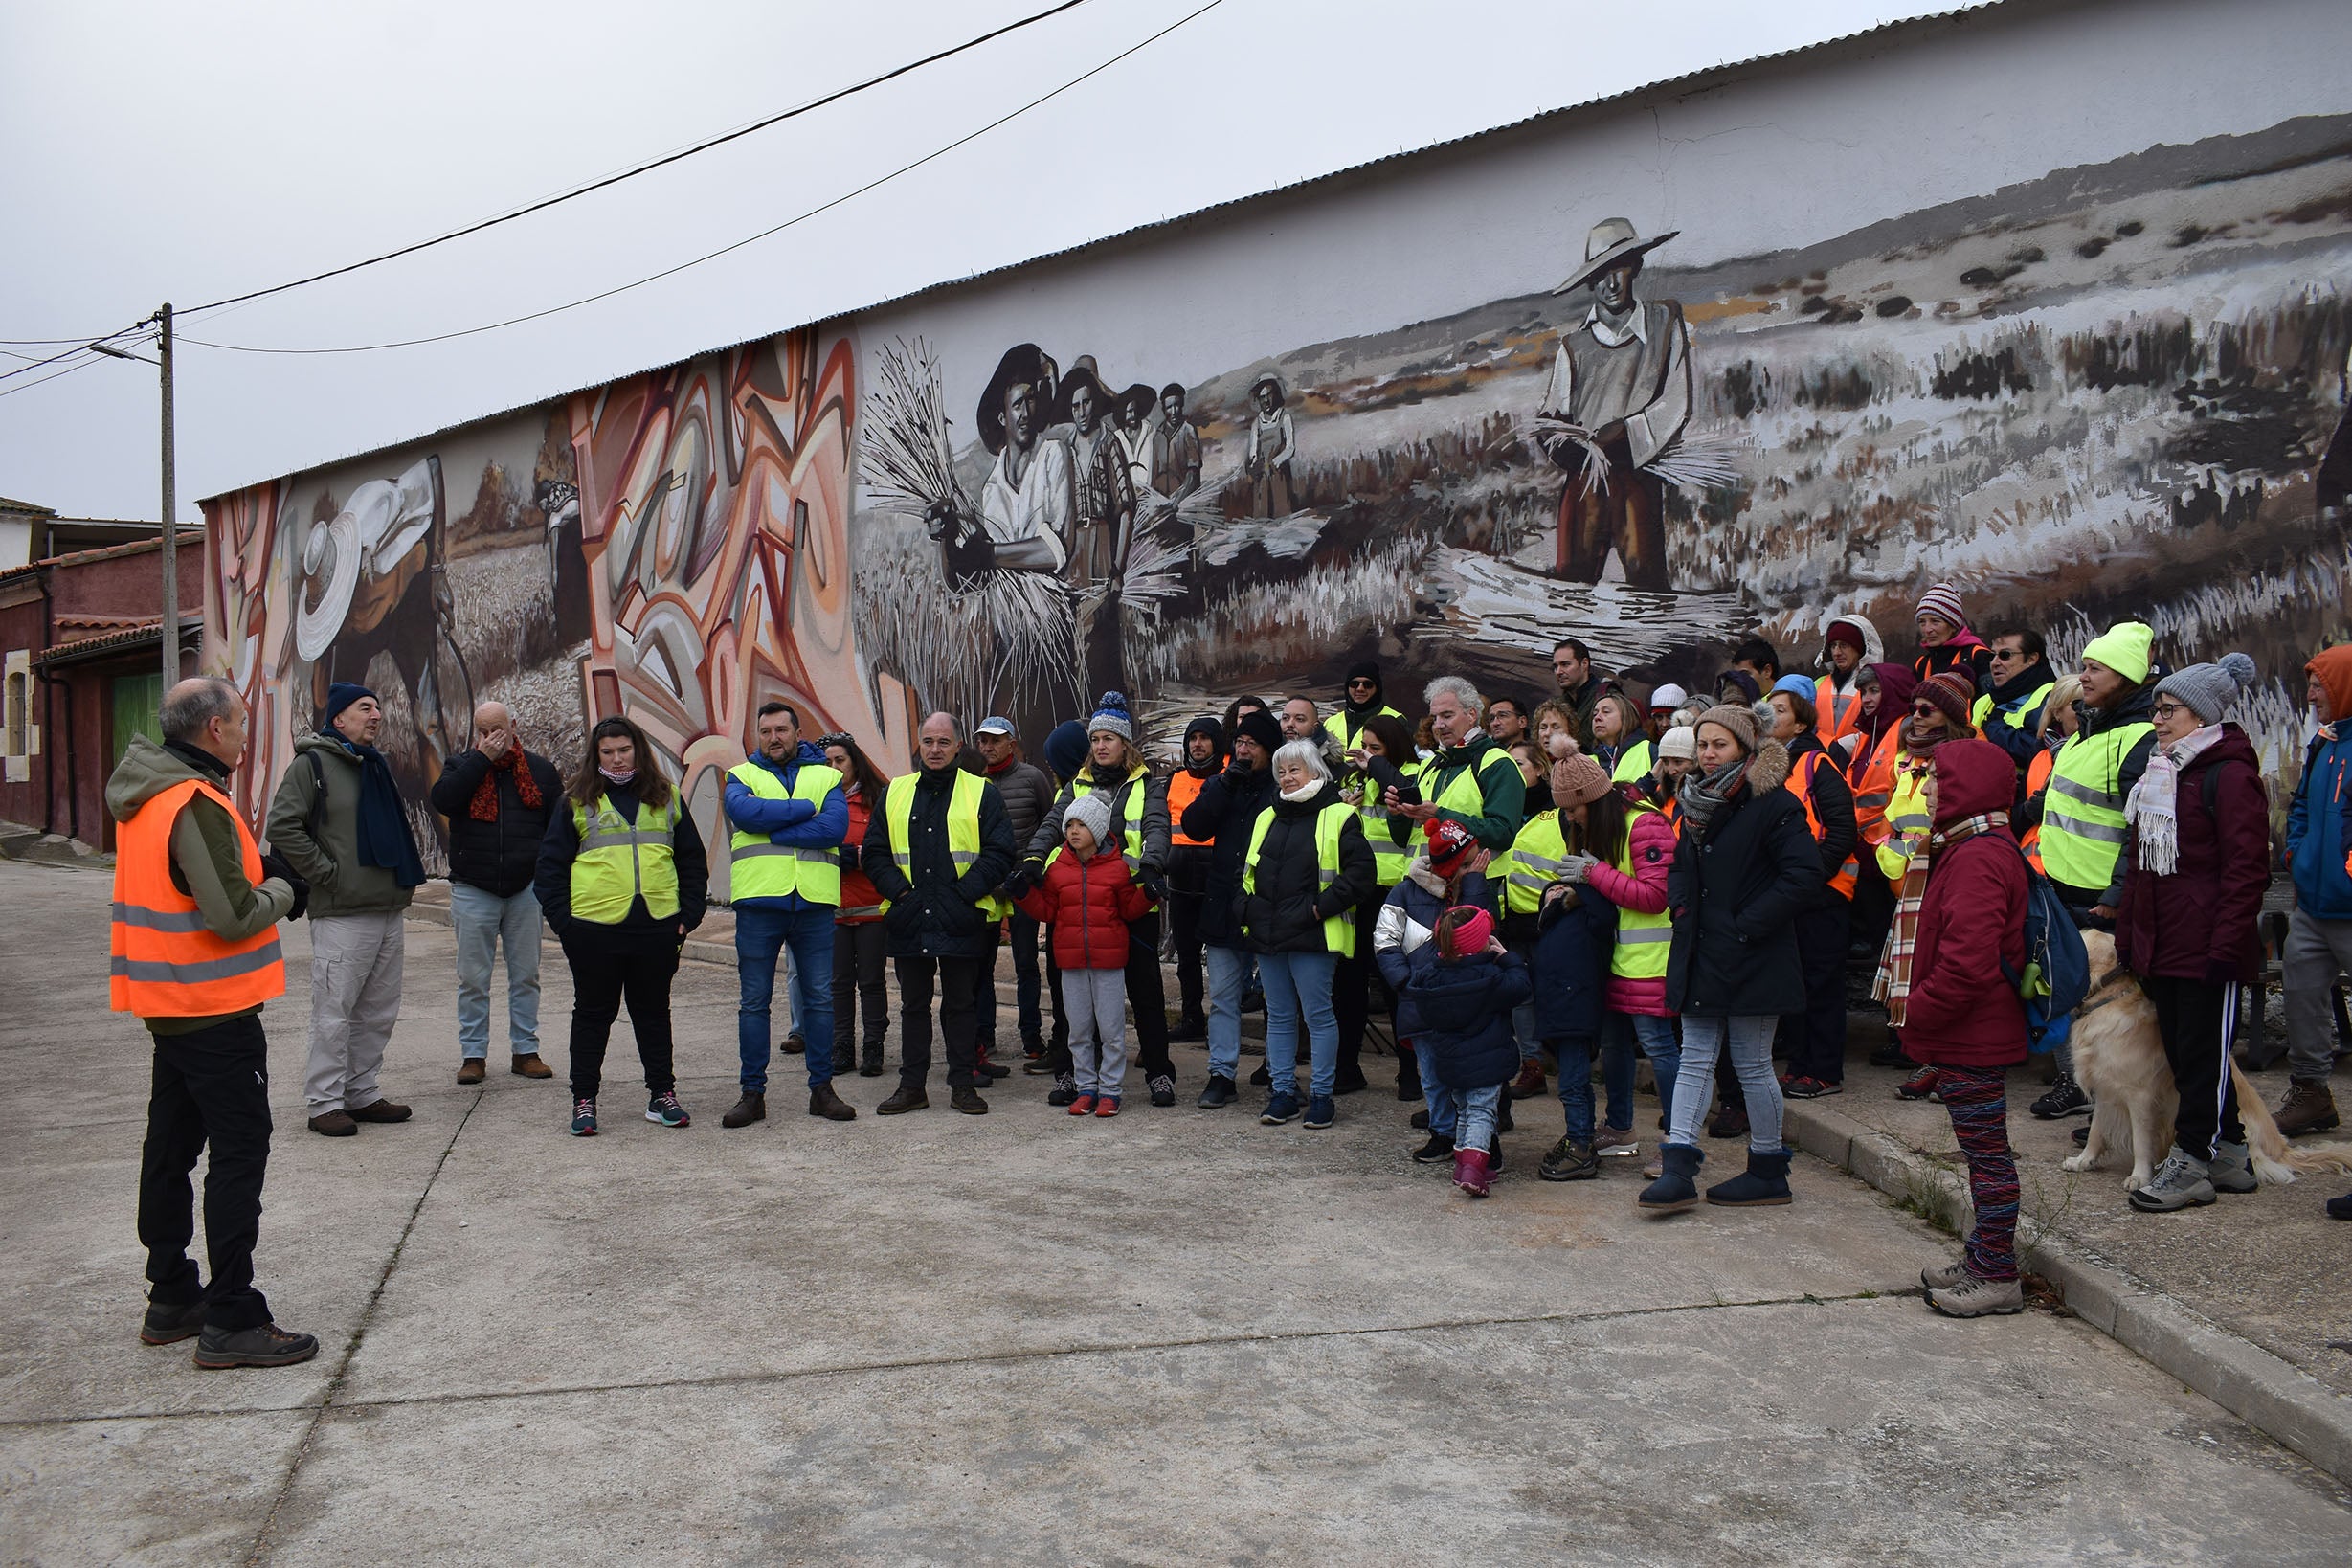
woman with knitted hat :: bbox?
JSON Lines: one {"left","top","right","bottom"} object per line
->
{"left": 1638, "top": 703, "right": 1820, "bottom": 1212}
{"left": 1912, "top": 582, "right": 1992, "bottom": 698}
{"left": 2113, "top": 653, "right": 2271, "bottom": 1212}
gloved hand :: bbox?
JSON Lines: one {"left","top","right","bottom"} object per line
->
{"left": 258, "top": 850, "right": 309, "bottom": 920}
{"left": 1005, "top": 857, "right": 1044, "bottom": 901}
{"left": 1557, "top": 852, "right": 1599, "bottom": 884}
{"left": 1140, "top": 872, "right": 1170, "bottom": 905}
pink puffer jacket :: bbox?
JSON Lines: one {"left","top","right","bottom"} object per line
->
{"left": 1587, "top": 804, "right": 1677, "bottom": 1016}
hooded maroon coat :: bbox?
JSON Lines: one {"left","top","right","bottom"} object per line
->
{"left": 1013, "top": 845, "right": 1154, "bottom": 971}
{"left": 1900, "top": 739, "right": 2031, "bottom": 1070}
{"left": 2116, "top": 725, "right": 2268, "bottom": 985}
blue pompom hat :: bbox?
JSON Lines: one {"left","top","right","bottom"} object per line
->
{"left": 1086, "top": 691, "right": 1135, "bottom": 744}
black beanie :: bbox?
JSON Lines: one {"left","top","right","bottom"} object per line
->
{"left": 1235, "top": 709, "right": 1282, "bottom": 757}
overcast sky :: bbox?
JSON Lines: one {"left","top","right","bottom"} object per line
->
{"left": 0, "top": 0, "right": 1957, "bottom": 520}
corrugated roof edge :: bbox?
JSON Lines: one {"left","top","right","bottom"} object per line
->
{"left": 199, "top": 0, "right": 2007, "bottom": 505}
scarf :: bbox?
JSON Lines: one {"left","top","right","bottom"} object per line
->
{"left": 598, "top": 765, "right": 637, "bottom": 785}
{"left": 1873, "top": 811, "right": 2005, "bottom": 1026}
{"left": 1675, "top": 755, "right": 1746, "bottom": 833}
{"left": 468, "top": 746, "right": 542, "bottom": 823}
{"left": 2124, "top": 723, "right": 2224, "bottom": 877}
{"left": 1280, "top": 778, "right": 1325, "bottom": 803}
{"left": 333, "top": 735, "right": 425, "bottom": 888}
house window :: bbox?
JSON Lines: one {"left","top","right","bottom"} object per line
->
{"left": 3, "top": 650, "right": 35, "bottom": 785}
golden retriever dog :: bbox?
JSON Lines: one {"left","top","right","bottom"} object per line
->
{"left": 2060, "top": 930, "right": 2352, "bottom": 1192}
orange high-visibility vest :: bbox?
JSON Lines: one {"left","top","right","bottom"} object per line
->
{"left": 1167, "top": 767, "right": 1213, "bottom": 848}
{"left": 2021, "top": 746, "right": 2054, "bottom": 875}
{"left": 1792, "top": 750, "right": 1859, "bottom": 900}
{"left": 1814, "top": 675, "right": 1864, "bottom": 752}
{"left": 110, "top": 778, "right": 286, "bottom": 1019}
{"left": 1851, "top": 726, "right": 1902, "bottom": 853}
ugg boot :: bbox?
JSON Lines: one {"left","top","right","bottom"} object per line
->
{"left": 1638, "top": 1143, "right": 1704, "bottom": 1213}
{"left": 1706, "top": 1148, "right": 1795, "bottom": 1207}
{"left": 1451, "top": 1145, "right": 1492, "bottom": 1198}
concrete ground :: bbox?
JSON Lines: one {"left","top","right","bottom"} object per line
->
{"left": 5, "top": 860, "right": 2349, "bottom": 1565}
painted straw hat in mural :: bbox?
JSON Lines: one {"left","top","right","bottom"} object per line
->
{"left": 1552, "top": 217, "right": 1680, "bottom": 295}
{"left": 293, "top": 457, "right": 438, "bottom": 661}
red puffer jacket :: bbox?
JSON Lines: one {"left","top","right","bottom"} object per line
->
{"left": 1901, "top": 739, "right": 2030, "bottom": 1070}
{"left": 2116, "top": 725, "right": 2269, "bottom": 984}
{"left": 1013, "top": 846, "right": 1153, "bottom": 970}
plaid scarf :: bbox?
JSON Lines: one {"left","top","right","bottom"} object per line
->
{"left": 1874, "top": 810, "right": 2006, "bottom": 1027}
{"left": 468, "top": 746, "right": 543, "bottom": 822}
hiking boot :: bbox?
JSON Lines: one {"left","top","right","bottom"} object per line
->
{"left": 1198, "top": 1075, "right": 1238, "bottom": 1109}
{"left": 1920, "top": 1256, "right": 1969, "bottom": 1292}
{"left": 1303, "top": 1095, "right": 1335, "bottom": 1130}
{"left": 2128, "top": 1151, "right": 2217, "bottom": 1212}
{"left": 1705, "top": 1101, "right": 1749, "bottom": 1139}
{"left": 1593, "top": 1124, "right": 1639, "bottom": 1158}
{"left": 1638, "top": 1144, "right": 1705, "bottom": 1213}
{"left": 875, "top": 1084, "right": 927, "bottom": 1115}
{"left": 1706, "top": 1149, "right": 1794, "bottom": 1207}
{"left": 1927, "top": 1275, "right": 2026, "bottom": 1318}
{"left": 1539, "top": 1135, "right": 1600, "bottom": 1182}
{"left": 511, "top": 1053, "right": 553, "bottom": 1078}
{"left": 1452, "top": 1145, "right": 1492, "bottom": 1198}
{"left": 950, "top": 1086, "right": 990, "bottom": 1115}
{"left": 307, "top": 1111, "right": 357, "bottom": 1138}
{"left": 1782, "top": 1076, "right": 1842, "bottom": 1100}
{"left": 1411, "top": 1132, "right": 1456, "bottom": 1163}
{"left": 2208, "top": 1139, "right": 2256, "bottom": 1194}
{"left": 2274, "top": 1079, "right": 2341, "bottom": 1137}
{"left": 645, "top": 1091, "right": 690, "bottom": 1129}
{"left": 1261, "top": 1093, "right": 1300, "bottom": 1126}
{"left": 1895, "top": 1067, "right": 1942, "bottom": 1102}
{"left": 456, "top": 1058, "right": 486, "bottom": 1085}
{"left": 1509, "top": 1061, "right": 1548, "bottom": 1100}
{"left": 1167, "top": 1014, "right": 1208, "bottom": 1044}
{"left": 2029, "top": 1074, "right": 2091, "bottom": 1119}
{"left": 860, "top": 1044, "right": 885, "bottom": 1078}
{"left": 783, "top": 1030, "right": 806, "bottom": 1056}
{"left": 140, "top": 1299, "right": 207, "bottom": 1346}
{"left": 570, "top": 1098, "right": 598, "bottom": 1136}
{"left": 192, "top": 1322, "right": 319, "bottom": 1370}
{"left": 721, "top": 1091, "right": 767, "bottom": 1129}
{"left": 808, "top": 1084, "right": 857, "bottom": 1122}
{"left": 1046, "top": 1073, "right": 1078, "bottom": 1108}
{"left": 347, "top": 1098, "right": 412, "bottom": 1123}
{"left": 1149, "top": 1074, "right": 1177, "bottom": 1108}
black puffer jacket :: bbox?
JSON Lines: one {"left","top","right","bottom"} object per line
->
{"left": 430, "top": 748, "right": 564, "bottom": 897}
{"left": 1180, "top": 761, "right": 1277, "bottom": 947}
{"left": 1236, "top": 781, "right": 1375, "bottom": 955}
{"left": 861, "top": 764, "right": 1016, "bottom": 960}
{"left": 1665, "top": 741, "right": 1820, "bottom": 1018}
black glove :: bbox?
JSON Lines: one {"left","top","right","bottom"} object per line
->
{"left": 258, "top": 850, "right": 309, "bottom": 921}
{"left": 1140, "top": 872, "right": 1170, "bottom": 905}
{"left": 1006, "top": 856, "right": 1044, "bottom": 901}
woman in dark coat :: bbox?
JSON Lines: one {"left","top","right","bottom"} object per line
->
{"left": 1640, "top": 705, "right": 1819, "bottom": 1213}
{"left": 2115, "top": 654, "right": 2270, "bottom": 1214}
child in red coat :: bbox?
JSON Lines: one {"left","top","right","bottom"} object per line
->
{"left": 1013, "top": 794, "right": 1152, "bottom": 1114}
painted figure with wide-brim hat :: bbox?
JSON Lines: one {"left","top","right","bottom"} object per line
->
{"left": 1534, "top": 218, "right": 1692, "bottom": 590}
{"left": 1057, "top": 354, "right": 1133, "bottom": 589}
{"left": 1242, "top": 367, "right": 1297, "bottom": 518}
{"left": 950, "top": 343, "right": 1071, "bottom": 587}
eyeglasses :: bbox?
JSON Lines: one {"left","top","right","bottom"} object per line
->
{"left": 2150, "top": 702, "right": 2189, "bottom": 721}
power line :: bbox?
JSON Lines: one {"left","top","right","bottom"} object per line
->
{"left": 0, "top": 352, "right": 116, "bottom": 401}
{"left": 0, "top": 323, "right": 153, "bottom": 385}
{"left": 178, "top": 0, "right": 1223, "bottom": 359}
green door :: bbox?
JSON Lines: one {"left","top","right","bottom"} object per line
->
{"left": 112, "top": 671, "right": 164, "bottom": 768}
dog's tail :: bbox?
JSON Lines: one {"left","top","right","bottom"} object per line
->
{"left": 2237, "top": 1067, "right": 2352, "bottom": 1182}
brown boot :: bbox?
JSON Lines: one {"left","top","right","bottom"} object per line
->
{"left": 511, "top": 1053, "right": 553, "bottom": 1079}
{"left": 876, "top": 1084, "right": 929, "bottom": 1115}
{"left": 2274, "top": 1079, "right": 2341, "bottom": 1137}
{"left": 809, "top": 1083, "right": 857, "bottom": 1121}
{"left": 721, "top": 1091, "right": 767, "bottom": 1129}
{"left": 307, "top": 1110, "right": 357, "bottom": 1137}
{"left": 456, "top": 1059, "right": 485, "bottom": 1085}
{"left": 1509, "top": 1060, "right": 1548, "bottom": 1100}
{"left": 347, "top": 1098, "right": 412, "bottom": 1123}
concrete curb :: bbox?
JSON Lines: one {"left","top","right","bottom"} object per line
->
{"left": 1782, "top": 1097, "right": 2352, "bottom": 1485}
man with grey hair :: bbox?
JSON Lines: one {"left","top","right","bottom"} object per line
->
{"left": 428, "top": 701, "right": 563, "bottom": 1085}
{"left": 107, "top": 677, "right": 316, "bottom": 1368}
{"left": 1386, "top": 676, "right": 1525, "bottom": 852}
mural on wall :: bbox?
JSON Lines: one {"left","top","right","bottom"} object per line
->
{"left": 848, "top": 112, "right": 2352, "bottom": 786}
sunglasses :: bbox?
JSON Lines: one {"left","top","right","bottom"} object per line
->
{"left": 1911, "top": 701, "right": 1941, "bottom": 718}
{"left": 1347, "top": 678, "right": 1377, "bottom": 689}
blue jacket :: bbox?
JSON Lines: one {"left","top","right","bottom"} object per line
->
{"left": 1404, "top": 951, "right": 1532, "bottom": 1092}
{"left": 722, "top": 741, "right": 849, "bottom": 910}
{"left": 1374, "top": 867, "right": 1494, "bottom": 1038}
{"left": 2288, "top": 728, "right": 2352, "bottom": 920}
{"left": 1533, "top": 885, "right": 1616, "bottom": 1044}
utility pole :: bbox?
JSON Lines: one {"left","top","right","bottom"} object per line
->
{"left": 158, "top": 303, "right": 176, "bottom": 688}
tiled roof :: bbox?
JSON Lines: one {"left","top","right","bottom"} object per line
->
{"left": 33, "top": 612, "right": 200, "bottom": 667}
{"left": 0, "top": 527, "right": 201, "bottom": 586}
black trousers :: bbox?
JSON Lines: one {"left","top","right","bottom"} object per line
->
{"left": 139, "top": 1015, "right": 274, "bottom": 1331}
{"left": 1046, "top": 912, "right": 1175, "bottom": 1082}
{"left": 565, "top": 934, "right": 680, "bottom": 1100}
{"left": 897, "top": 953, "right": 984, "bottom": 1090}
{"left": 831, "top": 919, "right": 888, "bottom": 1061}
{"left": 2143, "top": 974, "right": 2246, "bottom": 1162}
{"left": 1169, "top": 888, "right": 1207, "bottom": 1021}
{"left": 1781, "top": 899, "right": 1852, "bottom": 1083}
{"left": 1332, "top": 891, "right": 1390, "bottom": 1076}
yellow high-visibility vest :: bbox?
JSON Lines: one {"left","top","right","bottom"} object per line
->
{"left": 726, "top": 759, "right": 843, "bottom": 906}
{"left": 1243, "top": 801, "right": 1356, "bottom": 956}
{"left": 571, "top": 793, "right": 682, "bottom": 925}
{"left": 884, "top": 770, "right": 1010, "bottom": 920}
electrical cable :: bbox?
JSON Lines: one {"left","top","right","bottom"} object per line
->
{"left": 0, "top": 352, "right": 116, "bottom": 401}
{"left": 0, "top": 323, "right": 153, "bottom": 385}
{"left": 178, "top": 0, "right": 1222, "bottom": 358}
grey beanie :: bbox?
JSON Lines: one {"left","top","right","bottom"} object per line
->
{"left": 1695, "top": 702, "right": 1758, "bottom": 754}
{"left": 1086, "top": 690, "right": 1136, "bottom": 745}
{"left": 1064, "top": 792, "right": 1117, "bottom": 850}
{"left": 2155, "top": 651, "right": 2258, "bottom": 724}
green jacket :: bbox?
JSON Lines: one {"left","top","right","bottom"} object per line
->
{"left": 106, "top": 733, "right": 295, "bottom": 1035}
{"left": 264, "top": 733, "right": 417, "bottom": 918}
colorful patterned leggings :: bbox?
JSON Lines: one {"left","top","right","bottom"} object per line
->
{"left": 1937, "top": 1066, "right": 2021, "bottom": 1283}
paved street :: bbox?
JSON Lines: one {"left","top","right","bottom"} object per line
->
{"left": 4, "top": 858, "right": 2347, "bottom": 1565}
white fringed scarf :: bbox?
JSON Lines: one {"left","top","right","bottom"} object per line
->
{"left": 2124, "top": 723, "right": 2224, "bottom": 877}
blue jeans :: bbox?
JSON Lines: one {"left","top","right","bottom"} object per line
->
{"left": 1456, "top": 1083, "right": 1504, "bottom": 1151}
{"left": 1415, "top": 1039, "right": 1459, "bottom": 1137}
{"left": 451, "top": 883, "right": 542, "bottom": 1059}
{"left": 1668, "top": 1014, "right": 1782, "bottom": 1154}
{"left": 1607, "top": 1012, "right": 1680, "bottom": 1131}
{"left": 1205, "top": 944, "right": 1250, "bottom": 1082}
{"left": 735, "top": 903, "right": 837, "bottom": 1090}
{"left": 1260, "top": 949, "right": 1339, "bottom": 1099}
{"left": 1550, "top": 1034, "right": 1602, "bottom": 1142}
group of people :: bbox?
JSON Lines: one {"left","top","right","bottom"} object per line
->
{"left": 108, "top": 585, "right": 2351, "bottom": 1362}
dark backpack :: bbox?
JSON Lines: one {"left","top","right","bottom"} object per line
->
{"left": 1999, "top": 838, "right": 2091, "bottom": 1047}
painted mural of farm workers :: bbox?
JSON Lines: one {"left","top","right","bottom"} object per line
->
{"left": 1059, "top": 359, "right": 1134, "bottom": 589}
{"left": 1243, "top": 371, "right": 1297, "bottom": 517}
{"left": 1115, "top": 383, "right": 1160, "bottom": 504}
{"left": 1537, "top": 219, "right": 1691, "bottom": 591}
{"left": 1154, "top": 384, "right": 1203, "bottom": 503}
{"left": 961, "top": 344, "right": 1072, "bottom": 581}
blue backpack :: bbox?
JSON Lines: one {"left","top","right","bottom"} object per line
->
{"left": 2000, "top": 839, "right": 2090, "bottom": 1050}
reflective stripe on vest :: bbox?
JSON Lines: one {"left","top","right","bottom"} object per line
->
{"left": 1814, "top": 675, "right": 1862, "bottom": 749}
{"left": 1360, "top": 758, "right": 1422, "bottom": 885}
{"left": 109, "top": 776, "right": 287, "bottom": 1018}
{"left": 1875, "top": 757, "right": 1934, "bottom": 885}
{"left": 1610, "top": 738, "right": 1653, "bottom": 787}
{"left": 1242, "top": 800, "right": 1357, "bottom": 957}
{"left": 2041, "top": 721, "right": 2153, "bottom": 888}
{"left": 571, "top": 793, "right": 682, "bottom": 924}
{"left": 1611, "top": 801, "right": 1672, "bottom": 979}
{"left": 1794, "top": 750, "right": 1859, "bottom": 901}
{"left": 1418, "top": 746, "right": 1518, "bottom": 840}
{"left": 726, "top": 758, "right": 843, "bottom": 906}
{"left": 885, "top": 770, "right": 1010, "bottom": 920}
{"left": 1496, "top": 811, "right": 1568, "bottom": 914}
{"left": 1046, "top": 767, "right": 1150, "bottom": 877}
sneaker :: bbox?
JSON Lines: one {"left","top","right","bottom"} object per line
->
{"left": 1046, "top": 1073, "right": 1079, "bottom": 1108}
{"left": 1167, "top": 1014, "right": 1209, "bottom": 1043}
{"left": 1410, "top": 1109, "right": 1429, "bottom": 1131}
{"left": 2127, "top": 1150, "right": 2217, "bottom": 1212}
{"left": 1927, "top": 1275, "right": 2026, "bottom": 1318}
{"left": 1895, "top": 1067, "right": 1942, "bottom": 1102}
{"left": 1248, "top": 1062, "right": 1273, "bottom": 1086}
{"left": 2072, "top": 1124, "right": 2089, "bottom": 1148}
{"left": 1261, "top": 1093, "right": 1300, "bottom": 1126}
{"left": 2029, "top": 1075, "right": 2091, "bottom": 1119}
{"left": 1593, "top": 1124, "right": 1639, "bottom": 1158}
{"left": 1920, "top": 1256, "right": 1968, "bottom": 1292}
{"left": 1411, "top": 1132, "right": 1456, "bottom": 1163}
{"left": 2328, "top": 1189, "right": 2352, "bottom": 1221}
{"left": 2208, "top": 1140, "right": 2258, "bottom": 1194}
{"left": 976, "top": 1051, "right": 1012, "bottom": 1081}
{"left": 2274, "top": 1079, "right": 2341, "bottom": 1137}
{"left": 1022, "top": 1056, "right": 1055, "bottom": 1076}
{"left": 1094, "top": 1096, "right": 1121, "bottom": 1118}
{"left": 570, "top": 1098, "right": 598, "bottom": 1136}
{"left": 1539, "top": 1135, "right": 1600, "bottom": 1181}
{"left": 1148, "top": 1074, "right": 1176, "bottom": 1108}
{"left": 140, "top": 1299, "right": 207, "bottom": 1346}
{"left": 1302, "top": 1094, "right": 1335, "bottom": 1130}
{"left": 1068, "top": 1095, "right": 1098, "bottom": 1117}
{"left": 1782, "top": 1076, "right": 1842, "bottom": 1100}
{"left": 192, "top": 1322, "right": 320, "bottom": 1370}
{"left": 645, "top": 1091, "right": 690, "bottom": 1128}
{"left": 1198, "top": 1075, "right": 1238, "bottom": 1109}
{"left": 1705, "top": 1101, "right": 1749, "bottom": 1139}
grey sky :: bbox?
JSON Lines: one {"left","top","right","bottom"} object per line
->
{"left": 0, "top": 0, "right": 1952, "bottom": 520}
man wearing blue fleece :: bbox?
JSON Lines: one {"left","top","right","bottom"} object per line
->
{"left": 721, "top": 701, "right": 854, "bottom": 1127}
